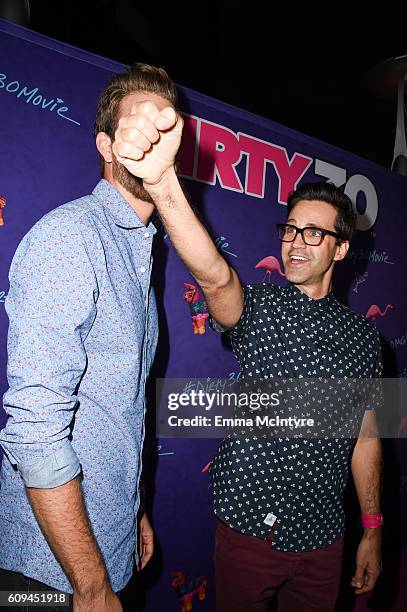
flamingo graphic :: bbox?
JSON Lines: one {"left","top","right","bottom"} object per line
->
{"left": 365, "top": 304, "right": 394, "bottom": 321}
{"left": 201, "top": 461, "right": 212, "bottom": 473}
{"left": 255, "top": 256, "right": 285, "bottom": 282}
{"left": 0, "top": 196, "right": 6, "bottom": 227}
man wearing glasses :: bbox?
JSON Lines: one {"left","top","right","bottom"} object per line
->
{"left": 109, "top": 104, "right": 383, "bottom": 612}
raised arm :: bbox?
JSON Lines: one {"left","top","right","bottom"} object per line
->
{"left": 146, "top": 167, "right": 243, "bottom": 329}
{"left": 0, "top": 218, "right": 120, "bottom": 611}
{"left": 112, "top": 102, "right": 244, "bottom": 329}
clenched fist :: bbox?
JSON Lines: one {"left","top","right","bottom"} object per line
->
{"left": 112, "top": 100, "right": 183, "bottom": 186}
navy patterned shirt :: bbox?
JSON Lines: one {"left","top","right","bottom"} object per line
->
{"left": 210, "top": 283, "right": 383, "bottom": 551}
{"left": 0, "top": 179, "right": 158, "bottom": 592}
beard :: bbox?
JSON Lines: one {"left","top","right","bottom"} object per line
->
{"left": 111, "top": 155, "right": 154, "bottom": 204}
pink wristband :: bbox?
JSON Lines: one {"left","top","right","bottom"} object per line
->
{"left": 361, "top": 513, "right": 384, "bottom": 528}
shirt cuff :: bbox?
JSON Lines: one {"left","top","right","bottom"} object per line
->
{"left": 17, "top": 443, "right": 82, "bottom": 488}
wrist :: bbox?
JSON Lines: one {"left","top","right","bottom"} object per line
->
{"left": 143, "top": 166, "right": 177, "bottom": 191}
{"left": 138, "top": 481, "right": 146, "bottom": 516}
{"left": 73, "top": 570, "right": 110, "bottom": 599}
{"left": 363, "top": 526, "right": 382, "bottom": 540}
{"left": 360, "top": 512, "right": 383, "bottom": 529}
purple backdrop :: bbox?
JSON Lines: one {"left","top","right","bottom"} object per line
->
{"left": 1, "top": 19, "right": 407, "bottom": 611}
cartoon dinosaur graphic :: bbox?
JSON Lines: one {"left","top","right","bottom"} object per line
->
{"left": 171, "top": 571, "right": 208, "bottom": 612}
{"left": 0, "top": 196, "right": 6, "bottom": 227}
{"left": 255, "top": 255, "right": 285, "bottom": 282}
{"left": 365, "top": 304, "right": 394, "bottom": 321}
{"left": 183, "top": 283, "right": 209, "bottom": 335}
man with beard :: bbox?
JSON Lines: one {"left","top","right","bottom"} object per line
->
{"left": 0, "top": 64, "right": 177, "bottom": 611}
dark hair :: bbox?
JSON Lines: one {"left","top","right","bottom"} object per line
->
{"left": 94, "top": 63, "right": 177, "bottom": 170}
{"left": 286, "top": 181, "right": 357, "bottom": 244}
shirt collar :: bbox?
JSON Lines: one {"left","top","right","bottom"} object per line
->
{"left": 92, "top": 179, "right": 157, "bottom": 234}
{"left": 287, "top": 282, "right": 334, "bottom": 312}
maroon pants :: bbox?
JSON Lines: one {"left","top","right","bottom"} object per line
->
{"left": 214, "top": 519, "right": 344, "bottom": 612}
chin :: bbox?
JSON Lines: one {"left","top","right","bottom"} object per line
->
{"left": 286, "top": 274, "right": 304, "bottom": 284}
{"left": 284, "top": 269, "right": 311, "bottom": 284}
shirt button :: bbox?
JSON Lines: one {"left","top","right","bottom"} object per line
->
{"left": 144, "top": 232, "right": 150, "bottom": 238}
{"left": 139, "top": 266, "right": 146, "bottom": 273}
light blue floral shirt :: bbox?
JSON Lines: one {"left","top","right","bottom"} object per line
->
{"left": 0, "top": 179, "right": 158, "bottom": 593}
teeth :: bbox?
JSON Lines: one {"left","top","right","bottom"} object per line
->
{"left": 291, "top": 256, "right": 308, "bottom": 261}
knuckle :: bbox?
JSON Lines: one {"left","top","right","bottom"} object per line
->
{"left": 149, "top": 127, "right": 160, "bottom": 142}
{"left": 135, "top": 115, "right": 150, "bottom": 130}
{"left": 140, "top": 101, "right": 156, "bottom": 113}
{"left": 125, "top": 127, "right": 141, "bottom": 141}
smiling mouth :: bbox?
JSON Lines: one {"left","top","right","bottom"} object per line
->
{"left": 288, "top": 255, "right": 310, "bottom": 265}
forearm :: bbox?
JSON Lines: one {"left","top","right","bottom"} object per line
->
{"left": 26, "top": 476, "right": 110, "bottom": 596}
{"left": 144, "top": 167, "right": 231, "bottom": 290}
{"left": 351, "top": 436, "right": 382, "bottom": 535}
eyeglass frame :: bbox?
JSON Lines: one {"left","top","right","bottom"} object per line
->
{"left": 276, "top": 223, "right": 343, "bottom": 246}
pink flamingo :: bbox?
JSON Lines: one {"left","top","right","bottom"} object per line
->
{"left": 201, "top": 461, "right": 212, "bottom": 473}
{"left": 255, "top": 256, "right": 285, "bottom": 282}
{"left": 365, "top": 304, "right": 394, "bottom": 321}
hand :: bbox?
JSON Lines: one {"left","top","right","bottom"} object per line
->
{"left": 112, "top": 101, "right": 183, "bottom": 186}
{"left": 137, "top": 512, "right": 154, "bottom": 570}
{"left": 351, "top": 530, "right": 382, "bottom": 594}
{"left": 73, "top": 585, "right": 122, "bottom": 611}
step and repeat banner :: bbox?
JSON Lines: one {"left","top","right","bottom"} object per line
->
{"left": 1, "top": 19, "right": 407, "bottom": 611}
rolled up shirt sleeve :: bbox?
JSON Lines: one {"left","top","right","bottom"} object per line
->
{"left": 0, "top": 213, "right": 98, "bottom": 488}
{"left": 209, "top": 284, "right": 255, "bottom": 338}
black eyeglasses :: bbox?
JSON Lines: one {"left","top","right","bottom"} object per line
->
{"left": 276, "top": 223, "right": 342, "bottom": 246}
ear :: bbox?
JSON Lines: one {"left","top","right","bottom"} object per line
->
{"left": 96, "top": 132, "right": 113, "bottom": 164}
{"left": 333, "top": 239, "right": 350, "bottom": 262}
